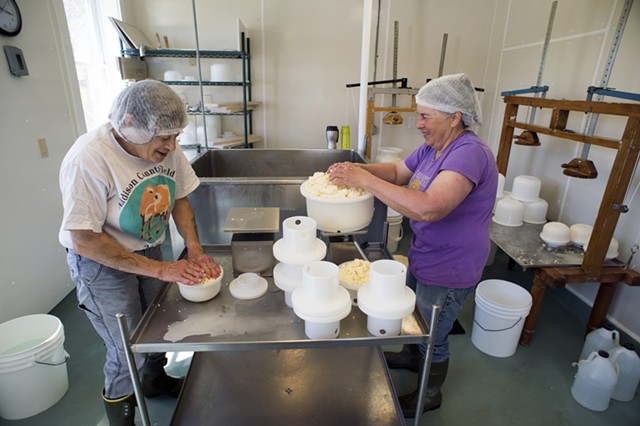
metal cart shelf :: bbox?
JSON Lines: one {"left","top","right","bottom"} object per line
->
{"left": 118, "top": 244, "right": 438, "bottom": 426}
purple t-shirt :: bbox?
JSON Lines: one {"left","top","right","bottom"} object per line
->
{"left": 404, "top": 131, "right": 498, "bottom": 288}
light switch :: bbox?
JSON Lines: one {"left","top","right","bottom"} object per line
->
{"left": 37, "top": 138, "right": 49, "bottom": 158}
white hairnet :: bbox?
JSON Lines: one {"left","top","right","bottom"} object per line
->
{"left": 416, "top": 73, "right": 482, "bottom": 127}
{"left": 109, "top": 80, "right": 188, "bottom": 145}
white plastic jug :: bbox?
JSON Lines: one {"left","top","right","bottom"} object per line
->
{"left": 571, "top": 350, "right": 618, "bottom": 411}
{"left": 609, "top": 343, "right": 640, "bottom": 402}
{"left": 578, "top": 324, "right": 620, "bottom": 361}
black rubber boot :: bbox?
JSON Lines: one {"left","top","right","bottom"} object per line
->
{"left": 384, "top": 344, "right": 421, "bottom": 372}
{"left": 399, "top": 358, "right": 449, "bottom": 417}
{"left": 141, "top": 356, "right": 184, "bottom": 398}
{"left": 103, "top": 389, "right": 136, "bottom": 426}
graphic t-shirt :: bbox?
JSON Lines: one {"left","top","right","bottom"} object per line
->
{"left": 403, "top": 131, "right": 498, "bottom": 288}
{"left": 59, "top": 123, "right": 200, "bottom": 252}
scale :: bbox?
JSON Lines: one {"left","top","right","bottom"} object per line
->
{"left": 224, "top": 207, "right": 280, "bottom": 277}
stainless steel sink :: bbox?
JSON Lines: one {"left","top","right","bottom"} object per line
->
{"left": 191, "top": 148, "right": 366, "bottom": 178}
{"left": 186, "top": 149, "right": 386, "bottom": 246}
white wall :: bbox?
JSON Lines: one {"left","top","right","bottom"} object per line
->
{"left": 2, "top": 0, "right": 639, "bottom": 340}
{"left": 0, "top": 0, "right": 84, "bottom": 323}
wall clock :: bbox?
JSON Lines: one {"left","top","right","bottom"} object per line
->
{"left": 0, "top": 0, "right": 22, "bottom": 37}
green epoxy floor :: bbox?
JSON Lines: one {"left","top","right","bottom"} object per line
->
{"left": 3, "top": 223, "right": 639, "bottom": 425}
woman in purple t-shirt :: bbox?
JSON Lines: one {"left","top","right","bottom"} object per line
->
{"left": 328, "top": 73, "right": 498, "bottom": 417}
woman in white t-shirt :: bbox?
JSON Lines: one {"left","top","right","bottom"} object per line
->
{"left": 59, "top": 80, "right": 221, "bottom": 425}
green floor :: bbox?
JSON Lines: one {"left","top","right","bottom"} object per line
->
{"left": 3, "top": 221, "right": 639, "bottom": 425}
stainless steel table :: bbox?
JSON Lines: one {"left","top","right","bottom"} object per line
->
{"left": 118, "top": 244, "right": 437, "bottom": 426}
{"left": 489, "top": 221, "right": 638, "bottom": 346}
{"left": 490, "top": 221, "right": 585, "bottom": 268}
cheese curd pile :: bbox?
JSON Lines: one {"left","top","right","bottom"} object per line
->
{"left": 304, "top": 172, "right": 367, "bottom": 198}
{"left": 339, "top": 259, "right": 371, "bottom": 286}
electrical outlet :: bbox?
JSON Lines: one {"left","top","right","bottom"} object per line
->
{"left": 37, "top": 138, "right": 49, "bottom": 158}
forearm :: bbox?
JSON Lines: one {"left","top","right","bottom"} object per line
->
{"left": 70, "top": 229, "right": 164, "bottom": 279}
{"left": 172, "top": 197, "right": 205, "bottom": 256}
{"left": 358, "top": 177, "right": 439, "bottom": 221}
{"left": 360, "top": 162, "right": 401, "bottom": 184}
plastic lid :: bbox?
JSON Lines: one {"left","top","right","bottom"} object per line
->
{"left": 598, "top": 350, "right": 610, "bottom": 358}
{"left": 229, "top": 273, "right": 268, "bottom": 300}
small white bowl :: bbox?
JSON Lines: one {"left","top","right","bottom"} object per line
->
{"left": 584, "top": 237, "right": 619, "bottom": 260}
{"left": 522, "top": 198, "right": 548, "bottom": 224}
{"left": 339, "top": 260, "right": 371, "bottom": 305}
{"left": 497, "top": 173, "right": 506, "bottom": 198}
{"left": 511, "top": 175, "right": 542, "bottom": 203}
{"left": 177, "top": 269, "right": 224, "bottom": 302}
{"left": 492, "top": 198, "right": 524, "bottom": 227}
{"left": 540, "top": 222, "right": 570, "bottom": 247}
{"left": 570, "top": 224, "right": 593, "bottom": 248}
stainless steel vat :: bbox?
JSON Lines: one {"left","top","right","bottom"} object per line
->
{"left": 187, "top": 149, "right": 387, "bottom": 245}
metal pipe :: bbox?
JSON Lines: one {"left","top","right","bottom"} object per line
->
{"left": 191, "top": 0, "right": 207, "bottom": 149}
{"left": 117, "top": 313, "right": 150, "bottom": 426}
{"left": 438, "top": 33, "right": 448, "bottom": 77}
{"left": 581, "top": 0, "right": 633, "bottom": 158}
{"left": 414, "top": 304, "right": 441, "bottom": 426}
{"left": 372, "top": 0, "right": 382, "bottom": 82}
{"left": 357, "top": 0, "right": 374, "bottom": 156}
{"left": 529, "top": 1, "right": 557, "bottom": 124}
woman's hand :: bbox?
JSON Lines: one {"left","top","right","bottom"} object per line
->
{"left": 189, "top": 254, "right": 222, "bottom": 281}
{"left": 159, "top": 259, "right": 208, "bottom": 285}
{"left": 327, "top": 161, "right": 369, "bottom": 188}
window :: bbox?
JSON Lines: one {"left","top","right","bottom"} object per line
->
{"left": 63, "top": 0, "right": 125, "bottom": 131}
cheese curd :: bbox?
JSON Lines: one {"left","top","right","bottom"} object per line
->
{"left": 339, "top": 259, "right": 371, "bottom": 286}
{"left": 304, "top": 172, "right": 367, "bottom": 198}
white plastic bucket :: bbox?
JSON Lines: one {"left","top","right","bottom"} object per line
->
{"left": 386, "top": 208, "right": 404, "bottom": 254}
{"left": 471, "top": 280, "right": 532, "bottom": 358}
{"left": 0, "top": 314, "right": 69, "bottom": 420}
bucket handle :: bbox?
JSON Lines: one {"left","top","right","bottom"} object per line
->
{"left": 35, "top": 350, "right": 70, "bottom": 367}
{"left": 474, "top": 316, "right": 523, "bottom": 332}
{"left": 392, "top": 226, "right": 404, "bottom": 242}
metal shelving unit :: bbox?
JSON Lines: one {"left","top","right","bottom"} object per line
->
{"left": 120, "top": 34, "right": 257, "bottom": 149}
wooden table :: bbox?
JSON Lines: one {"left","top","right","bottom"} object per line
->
{"left": 493, "top": 96, "right": 640, "bottom": 345}
{"left": 490, "top": 222, "right": 640, "bottom": 345}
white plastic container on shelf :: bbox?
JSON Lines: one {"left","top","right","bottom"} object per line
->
{"left": 496, "top": 173, "right": 506, "bottom": 198}
{"left": 376, "top": 146, "right": 403, "bottom": 163}
{"left": 609, "top": 343, "right": 640, "bottom": 402}
{"left": 386, "top": 207, "right": 403, "bottom": 254}
{"left": 571, "top": 350, "right": 618, "bottom": 411}
{"left": 579, "top": 324, "right": 620, "bottom": 361}
{"left": 510, "top": 175, "right": 542, "bottom": 202}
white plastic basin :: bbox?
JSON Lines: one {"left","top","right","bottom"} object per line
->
{"left": 300, "top": 180, "right": 374, "bottom": 233}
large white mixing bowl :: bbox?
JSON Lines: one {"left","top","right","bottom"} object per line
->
{"left": 300, "top": 180, "right": 374, "bottom": 233}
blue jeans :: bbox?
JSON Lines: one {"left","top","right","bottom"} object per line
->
{"left": 407, "top": 269, "right": 476, "bottom": 363}
{"left": 66, "top": 246, "right": 165, "bottom": 398}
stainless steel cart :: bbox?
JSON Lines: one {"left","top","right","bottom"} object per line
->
{"left": 118, "top": 242, "right": 438, "bottom": 426}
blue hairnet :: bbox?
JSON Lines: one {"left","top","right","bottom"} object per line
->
{"left": 416, "top": 73, "right": 482, "bottom": 126}
{"left": 108, "top": 80, "right": 188, "bottom": 145}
